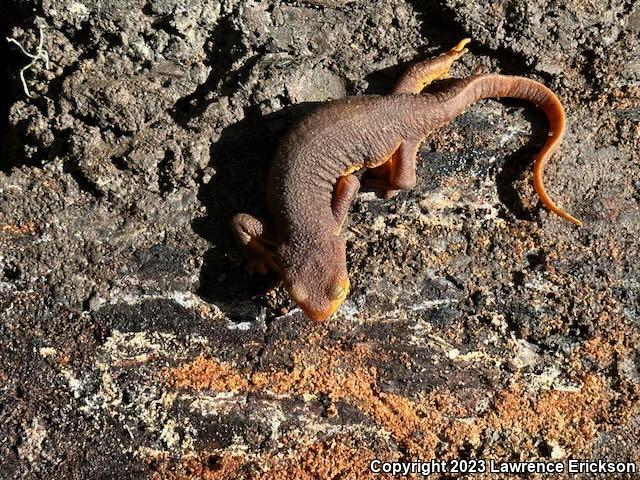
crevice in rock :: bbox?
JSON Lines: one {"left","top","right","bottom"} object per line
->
{"left": 170, "top": 13, "right": 265, "bottom": 127}
{"left": 0, "top": 3, "right": 39, "bottom": 172}
{"left": 62, "top": 158, "right": 104, "bottom": 199}
{"left": 158, "top": 149, "right": 174, "bottom": 195}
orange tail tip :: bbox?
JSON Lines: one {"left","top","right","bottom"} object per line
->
{"left": 533, "top": 166, "right": 583, "bottom": 226}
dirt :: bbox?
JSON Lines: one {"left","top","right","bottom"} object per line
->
{"left": 1, "top": 0, "right": 639, "bottom": 478}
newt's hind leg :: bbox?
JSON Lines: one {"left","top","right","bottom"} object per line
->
{"left": 363, "top": 141, "right": 420, "bottom": 199}
{"left": 367, "top": 40, "right": 470, "bottom": 198}
{"left": 231, "top": 213, "right": 278, "bottom": 274}
{"left": 332, "top": 174, "right": 360, "bottom": 232}
{"left": 393, "top": 38, "right": 470, "bottom": 94}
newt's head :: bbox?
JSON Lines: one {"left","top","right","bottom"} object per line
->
{"left": 277, "top": 236, "right": 350, "bottom": 322}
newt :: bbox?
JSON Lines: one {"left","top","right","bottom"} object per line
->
{"left": 231, "top": 39, "right": 581, "bottom": 322}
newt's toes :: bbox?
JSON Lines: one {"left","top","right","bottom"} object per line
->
{"left": 451, "top": 38, "right": 471, "bottom": 53}
{"left": 244, "top": 255, "right": 277, "bottom": 275}
{"left": 383, "top": 189, "right": 400, "bottom": 200}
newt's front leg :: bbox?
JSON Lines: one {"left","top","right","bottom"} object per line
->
{"left": 363, "top": 141, "right": 420, "bottom": 199}
{"left": 332, "top": 174, "right": 360, "bottom": 231}
{"left": 231, "top": 213, "right": 278, "bottom": 274}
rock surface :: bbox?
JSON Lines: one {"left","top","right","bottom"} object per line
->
{"left": 1, "top": 0, "right": 639, "bottom": 478}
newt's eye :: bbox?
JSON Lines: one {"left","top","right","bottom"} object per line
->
{"left": 329, "top": 283, "right": 346, "bottom": 300}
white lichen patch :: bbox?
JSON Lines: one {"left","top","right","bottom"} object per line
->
{"left": 524, "top": 271, "right": 560, "bottom": 294}
{"left": 101, "top": 329, "right": 209, "bottom": 363}
{"left": 94, "top": 290, "right": 224, "bottom": 320}
{"left": 336, "top": 300, "right": 361, "bottom": 322}
{"left": 39, "top": 346, "right": 58, "bottom": 357}
{"left": 159, "top": 419, "right": 182, "bottom": 450}
{"left": 511, "top": 338, "right": 542, "bottom": 370}
{"left": 17, "top": 417, "right": 47, "bottom": 462}
{"left": 407, "top": 298, "right": 459, "bottom": 311}
{"left": 452, "top": 350, "right": 499, "bottom": 364}
{"left": 61, "top": 368, "right": 84, "bottom": 399}
{"left": 525, "top": 365, "right": 581, "bottom": 393}
{"left": 619, "top": 356, "right": 640, "bottom": 383}
{"left": 67, "top": 1, "right": 89, "bottom": 19}
{"left": 548, "top": 439, "right": 567, "bottom": 459}
{"left": 185, "top": 392, "right": 248, "bottom": 416}
{"left": 498, "top": 125, "right": 530, "bottom": 147}
{"left": 226, "top": 320, "right": 253, "bottom": 331}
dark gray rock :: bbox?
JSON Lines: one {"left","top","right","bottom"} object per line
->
{"left": 1, "top": 0, "right": 638, "bottom": 477}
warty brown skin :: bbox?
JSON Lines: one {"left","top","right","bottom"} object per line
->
{"left": 231, "top": 39, "right": 581, "bottom": 321}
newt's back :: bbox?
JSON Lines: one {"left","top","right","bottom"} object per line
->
{"left": 266, "top": 94, "right": 434, "bottom": 236}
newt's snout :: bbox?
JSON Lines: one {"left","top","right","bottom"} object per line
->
{"left": 299, "top": 278, "right": 350, "bottom": 322}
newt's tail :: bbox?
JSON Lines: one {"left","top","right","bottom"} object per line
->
{"left": 438, "top": 73, "right": 582, "bottom": 226}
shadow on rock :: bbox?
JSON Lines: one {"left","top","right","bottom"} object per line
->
{"left": 495, "top": 99, "right": 550, "bottom": 222}
{"left": 193, "top": 102, "right": 319, "bottom": 320}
